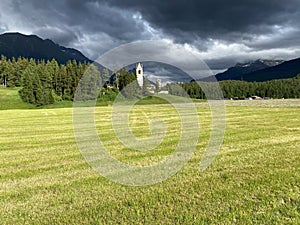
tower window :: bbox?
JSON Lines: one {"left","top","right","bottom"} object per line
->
{"left": 138, "top": 70, "right": 141, "bottom": 75}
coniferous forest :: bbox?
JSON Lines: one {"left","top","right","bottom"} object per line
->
{"left": 0, "top": 55, "right": 108, "bottom": 106}
{"left": 0, "top": 55, "right": 300, "bottom": 106}
{"left": 169, "top": 76, "right": 300, "bottom": 99}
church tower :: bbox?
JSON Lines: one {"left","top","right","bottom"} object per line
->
{"left": 136, "top": 62, "right": 143, "bottom": 88}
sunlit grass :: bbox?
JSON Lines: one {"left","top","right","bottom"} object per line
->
{"left": 0, "top": 100, "right": 299, "bottom": 224}
{"left": 0, "top": 88, "right": 34, "bottom": 110}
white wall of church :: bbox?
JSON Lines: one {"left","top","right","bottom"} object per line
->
{"left": 136, "top": 63, "right": 144, "bottom": 88}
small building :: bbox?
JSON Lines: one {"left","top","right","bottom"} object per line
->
{"left": 251, "top": 96, "right": 262, "bottom": 100}
{"left": 158, "top": 90, "right": 169, "bottom": 94}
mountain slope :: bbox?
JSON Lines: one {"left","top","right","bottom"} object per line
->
{"left": 0, "top": 32, "right": 91, "bottom": 64}
{"left": 214, "top": 59, "right": 284, "bottom": 81}
{"left": 242, "top": 57, "right": 300, "bottom": 81}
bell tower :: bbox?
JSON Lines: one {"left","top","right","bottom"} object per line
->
{"left": 136, "top": 62, "right": 143, "bottom": 88}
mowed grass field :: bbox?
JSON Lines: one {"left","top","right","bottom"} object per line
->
{"left": 0, "top": 98, "right": 299, "bottom": 224}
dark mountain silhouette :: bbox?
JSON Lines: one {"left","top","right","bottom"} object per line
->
{"left": 213, "top": 59, "right": 284, "bottom": 81}
{"left": 201, "top": 58, "right": 300, "bottom": 82}
{"left": 242, "top": 57, "right": 300, "bottom": 81}
{"left": 0, "top": 32, "right": 91, "bottom": 64}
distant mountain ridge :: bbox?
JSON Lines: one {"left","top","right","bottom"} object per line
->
{"left": 200, "top": 57, "right": 300, "bottom": 82}
{"left": 214, "top": 59, "right": 284, "bottom": 81}
{"left": 0, "top": 32, "right": 91, "bottom": 64}
{"left": 241, "top": 57, "right": 300, "bottom": 81}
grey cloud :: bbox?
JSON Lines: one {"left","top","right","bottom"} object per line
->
{"left": 2, "top": 0, "right": 157, "bottom": 55}
{"left": 105, "top": 0, "right": 300, "bottom": 37}
{"left": 0, "top": 14, "right": 8, "bottom": 33}
{"left": 34, "top": 26, "right": 79, "bottom": 46}
{"left": 104, "top": 0, "right": 300, "bottom": 61}
{"left": 142, "top": 62, "right": 192, "bottom": 84}
{"left": 246, "top": 27, "right": 300, "bottom": 50}
{"left": 1, "top": 0, "right": 300, "bottom": 70}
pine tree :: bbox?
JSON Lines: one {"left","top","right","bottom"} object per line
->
{"left": 6, "top": 57, "right": 23, "bottom": 87}
{"left": 60, "top": 64, "right": 71, "bottom": 100}
{"left": 102, "top": 68, "right": 110, "bottom": 83}
{"left": 118, "top": 67, "right": 139, "bottom": 98}
{"left": 77, "top": 64, "right": 102, "bottom": 100}
{"left": 32, "top": 71, "right": 44, "bottom": 106}
{"left": 19, "top": 66, "right": 35, "bottom": 104}
{"left": 0, "top": 55, "right": 8, "bottom": 88}
{"left": 37, "top": 61, "right": 54, "bottom": 105}
{"left": 48, "top": 59, "right": 60, "bottom": 94}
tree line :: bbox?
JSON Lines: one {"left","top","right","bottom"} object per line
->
{"left": 1, "top": 54, "right": 300, "bottom": 106}
{"left": 168, "top": 75, "right": 300, "bottom": 99}
{"left": 0, "top": 55, "right": 143, "bottom": 105}
{"left": 0, "top": 55, "right": 106, "bottom": 105}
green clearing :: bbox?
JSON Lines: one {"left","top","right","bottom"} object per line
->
{"left": 0, "top": 91, "right": 299, "bottom": 224}
{"left": 0, "top": 88, "right": 35, "bottom": 110}
{"left": 0, "top": 88, "right": 186, "bottom": 110}
{"left": 0, "top": 88, "right": 74, "bottom": 110}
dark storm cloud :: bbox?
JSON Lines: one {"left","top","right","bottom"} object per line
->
{"left": 105, "top": 0, "right": 300, "bottom": 42}
{"left": 1, "top": 0, "right": 300, "bottom": 70}
{"left": 0, "top": 13, "right": 8, "bottom": 33}
{"left": 40, "top": 0, "right": 146, "bottom": 40}
{"left": 94, "top": 0, "right": 300, "bottom": 68}
{"left": 34, "top": 27, "right": 78, "bottom": 46}
{"left": 1, "top": 0, "right": 157, "bottom": 58}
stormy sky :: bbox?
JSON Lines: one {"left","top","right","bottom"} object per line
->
{"left": 1, "top": 0, "right": 300, "bottom": 73}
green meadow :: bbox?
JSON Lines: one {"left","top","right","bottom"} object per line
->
{"left": 0, "top": 89, "right": 299, "bottom": 224}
